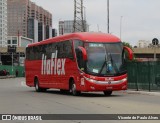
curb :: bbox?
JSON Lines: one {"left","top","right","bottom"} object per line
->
{"left": 126, "top": 90, "right": 160, "bottom": 96}
{"left": 0, "top": 75, "right": 16, "bottom": 79}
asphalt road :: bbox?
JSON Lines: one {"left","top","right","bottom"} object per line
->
{"left": 0, "top": 78, "right": 160, "bottom": 123}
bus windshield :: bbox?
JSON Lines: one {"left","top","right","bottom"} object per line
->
{"left": 85, "top": 42, "right": 126, "bottom": 76}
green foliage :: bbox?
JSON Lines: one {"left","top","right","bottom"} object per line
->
{"left": 122, "top": 42, "right": 133, "bottom": 50}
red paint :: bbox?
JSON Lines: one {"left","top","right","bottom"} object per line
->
{"left": 25, "top": 32, "right": 132, "bottom": 93}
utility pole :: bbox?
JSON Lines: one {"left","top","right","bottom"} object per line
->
{"left": 120, "top": 16, "right": 123, "bottom": 40}
{"left": 107, "top": 0, "right": 109, "bottom": 33}
{"left": 73, "top": 0, "right": 85, "bottom": 32}
{"left": 83, "top": 6, "right": 86, "bottom": 31}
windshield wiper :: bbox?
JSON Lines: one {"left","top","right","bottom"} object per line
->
{"left": 98, "top": 46, "right": 109, "bottom": 75}
{"left": 98, "top": 59, "right": 107, "bottom": 75}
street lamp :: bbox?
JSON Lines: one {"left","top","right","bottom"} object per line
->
{"left": 120, "top": 16, "right": 123, "bottom": 40}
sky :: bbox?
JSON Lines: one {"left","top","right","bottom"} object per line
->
{"left": 31, "top": 0, "right": 160, "bottom": 46}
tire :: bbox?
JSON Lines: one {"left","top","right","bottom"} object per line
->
{"left": 70, "top": 80, "right": 81, "bottom": 96}
{"left": 103, "top": 91, "right": 112, "bottom": 96}
{"left": 34, "top": 78, "right": 44, "bottom": 92}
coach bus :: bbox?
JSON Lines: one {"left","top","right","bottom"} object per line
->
{"left": 25, "top": 32, "right": 133, "bottom": 96}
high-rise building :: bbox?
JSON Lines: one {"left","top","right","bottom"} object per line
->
{"left": 7, "top": 0, "right": 52, "bottom": 43}
{"left": 59, "top": 20, "right": 89, "bottom": 35}
{"left": 0, "top": 0, "right": 7, "bottom": 47}
{"left": 29, "top": 3, "right": 52, "bottom": 42}
{"left": 52, "top": 29, "right": 57, "bottom": 37}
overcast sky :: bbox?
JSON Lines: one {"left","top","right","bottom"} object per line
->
{"left": 31, "top": 0, "right": 160, "bottom": 46}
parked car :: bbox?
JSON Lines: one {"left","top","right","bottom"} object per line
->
{"left": 0, "top": 69, "right": 7, "bottom": 76}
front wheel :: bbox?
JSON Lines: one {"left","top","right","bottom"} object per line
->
{"left": 103, "top": 91, "right": 112, "bottom": 96}
{"left": 70, "top": 81, "right": 81, "bottom": 96}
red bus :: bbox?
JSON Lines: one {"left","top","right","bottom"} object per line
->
{"left": 25, "top": 32, "right": 133, "bottom": 96}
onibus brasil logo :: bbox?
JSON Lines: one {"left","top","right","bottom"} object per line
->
{"left": 41, "top": 50, "right": 66, "bottom": 75}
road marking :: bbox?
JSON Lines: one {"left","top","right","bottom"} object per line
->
{"left": 21, "top": 81, "right": 27, "bottom": 87}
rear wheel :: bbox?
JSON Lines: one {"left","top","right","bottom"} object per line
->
{"left": 34, "top": 78, "right": 46, "bottom": 92}
{"left": 70, "top": 80, "right": 81, "bottom": 96}
{"left": 103, "top": 91, "right": 112, "bottom": 96}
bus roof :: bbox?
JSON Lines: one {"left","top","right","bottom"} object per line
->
{"left": 28, "top": 32, "right": 121, "bottom": 47}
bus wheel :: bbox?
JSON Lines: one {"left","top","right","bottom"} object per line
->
{"left": 103, "top": 91, "right": 112, "bottom": 96}
{"left": 34, "top": 78, "right": 42, "bottom": 92}
{"left": 70, "top": 81, "right": 81, "bottom": 96}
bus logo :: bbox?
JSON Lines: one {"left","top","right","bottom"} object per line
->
{"left": 41, "top": 50, "right": 66, "bottom": 75}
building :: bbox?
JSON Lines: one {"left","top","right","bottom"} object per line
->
{"left": 133, "top": 48, "right": 160, "bottom": 61}
{"left": 59, "top": 20, "right": 89, "bottom": 35}
{"left": 0, "top": 0, "right": 7, "bottom": 47}
{"left": 52, "top": 29, "right": 57, "bottom": 37}
{"left": 0, "top": 0, "right": 52, "bottom": 66}
{"left": 7, "top": 0, "right": 52, "bottom": 43}
{"left": 29, "top": 3, "right": 52, "bottom": 41}
{"left": 28, "top": 18, "right": 38, "bottom": 42}
{"left": 7, "top": 36, "right": 33, "bottom": 47}
{"left": 137, "top": 40, "right": 150, "bottom": 48}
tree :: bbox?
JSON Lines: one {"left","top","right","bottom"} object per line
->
{"left": 122, "top": 42, "right": 133, "bottom": 50}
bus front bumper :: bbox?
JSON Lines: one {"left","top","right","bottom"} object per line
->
{"left": 79, "top": 76, "right": 127, "bottom": 92}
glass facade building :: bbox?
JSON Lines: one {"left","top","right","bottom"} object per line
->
{"left": 7, "top": 0, "right": 52, "bottom": 43}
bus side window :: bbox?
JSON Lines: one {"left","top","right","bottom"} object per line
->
{"left": 46, "top": 44, "right": 52, "bottom": 59}
{"left": 26, "top": 48, "right": 30, "bottom": 60}
{"left": 30, "top": 47, "right": 35, "bottom": 60}
{"left": 75, "top": 48, "right": 85, "bottom": 70}
{"left": 56, "top": 43, "right": 61, "bottom": 58}
{"left": 38, "top": 45, "right": 43, "bottom": 60}
{"left": 74, "top": 40, "right": 84, "bottom": 49}
{"left": 51, "top": 43, "right": 56, "bottom": 52}
{"left": 34, "top": 46, "right": 39, "bottom": 60}
{"left": 63, "top": 40, "right": 74, "bottom": 59}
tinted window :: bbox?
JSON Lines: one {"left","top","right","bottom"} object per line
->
{"left": 74, "top": 40, "right": 84, "bottom": 49}
{"left": 26, "top": 40, "right": 73, "bottom": 60}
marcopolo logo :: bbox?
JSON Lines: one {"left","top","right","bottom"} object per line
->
{"left": 41, "top": 50, "right": 66, "bottom": 75}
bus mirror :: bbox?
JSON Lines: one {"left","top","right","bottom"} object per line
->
{"left": 77, "top": 46, "right": 87, "bottom": 61}
{"left": 123, "top": 46, "right": 133, "bottom": 60}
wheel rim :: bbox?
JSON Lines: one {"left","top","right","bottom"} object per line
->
{"left": 35, "top": 82, "right": 38, "bottom": 91}
{"left": 72, "top": 84, "right": 76, "bottom": 95}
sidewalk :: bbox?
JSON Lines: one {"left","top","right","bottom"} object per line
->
{"left": 0, "top": 75, "right": 16, "bottom": 79}
{"left": 126, "top": 89, "right": 160, "bottom": 96}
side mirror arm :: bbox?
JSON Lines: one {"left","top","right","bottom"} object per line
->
{"left": 78, "top": 46, "right": 87, "bottom": 61}
{"left": 123, "top": 46, "right": 133, "bottom": 60}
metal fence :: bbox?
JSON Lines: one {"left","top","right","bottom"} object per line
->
{"left": 1, "top": 62, "right": 160, "bottom": 91}
{"left": 127, "top": 61, "right": 160, "bottom": 91}
{"left": 0, "top": 65, "right": 24, "bottom": 77}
